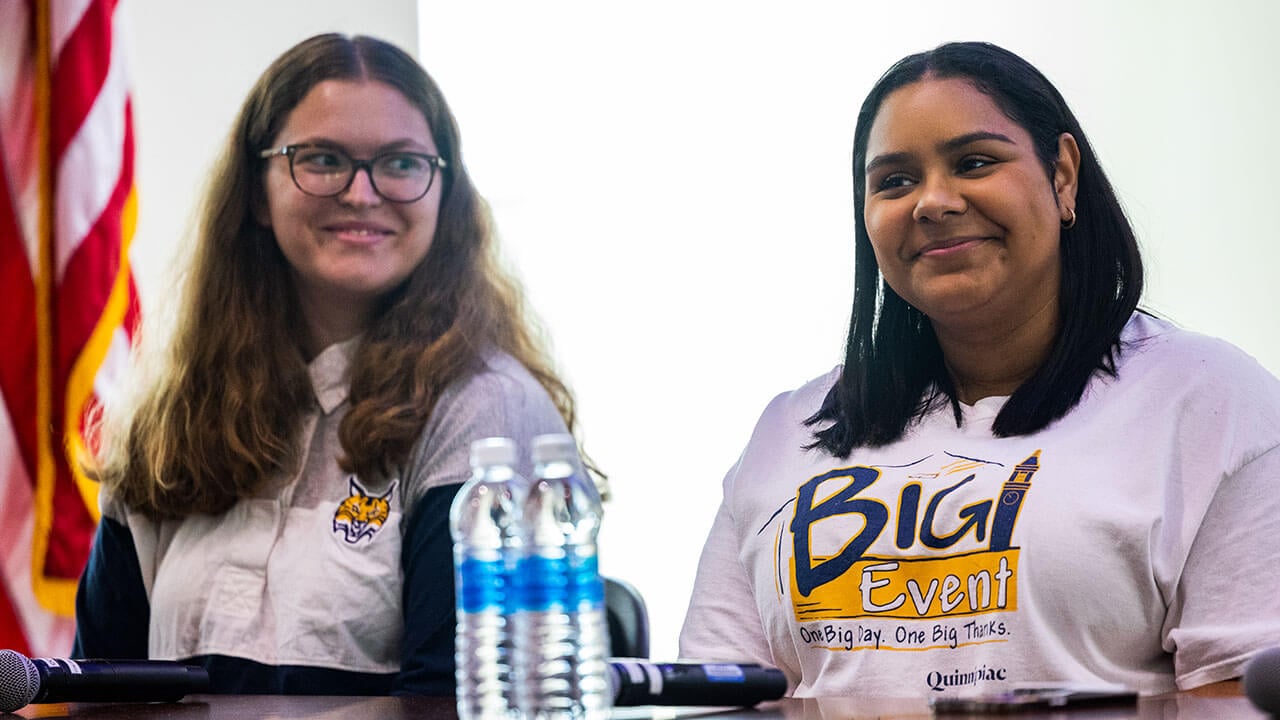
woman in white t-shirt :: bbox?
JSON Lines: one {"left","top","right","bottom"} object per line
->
{"left": 680, "top": 40, "right": 1280, "bottom": 699}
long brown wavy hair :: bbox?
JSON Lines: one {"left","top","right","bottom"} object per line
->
{"left": 95, "top": 34, "right": 576, "bottom": 518}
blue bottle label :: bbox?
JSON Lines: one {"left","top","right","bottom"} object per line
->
{"left": 456, "top": 556, "right": 505, "bottom": 613}
{"left": 567, "top": 553, "right": 605, "bottom": 609}
{"left": 514, "top": 554, "right": 569, "bottom": 612}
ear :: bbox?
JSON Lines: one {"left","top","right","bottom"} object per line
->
{"left": 1053, "top": 132, "right": 1081, "bottom": 221}
{"left": 377, "top": 479, "right": 397, "bottom": 502}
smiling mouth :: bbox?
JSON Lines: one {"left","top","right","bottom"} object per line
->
{"left": 326, "top": 225, "right": 394, "bottom": 242}
{"left": 915, "top": 237, "right": 988, "bottom": 258}
{"left": 332, "top": 227, "right": 389, "bottom": 235}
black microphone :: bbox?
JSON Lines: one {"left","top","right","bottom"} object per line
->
{"left": 609, "top": 660, "right": 787, "bottom": 707}
{"left": 1245, "top": 646, "right": 1280, "bottom": 716}
{"left": 0, "top": 650, "right": 210, "bottom": 712}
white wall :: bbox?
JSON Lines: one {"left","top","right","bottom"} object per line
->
{"left": 129, "top": 0, "right": 1280, "bottom": 663}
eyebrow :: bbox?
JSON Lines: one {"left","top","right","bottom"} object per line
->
{"left": 865, "top": 131, "right": 1017, "bottom": 175}
{"left": 294, "top": 137, "right": 432, "bottom": 154}
{"left": 941, "top": 131, "right": 1015, "bottom": 151}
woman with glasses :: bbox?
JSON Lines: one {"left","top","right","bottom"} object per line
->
{"left": 72, "top": 33, "right": 580, "bottom": 695}
{"left": 679, "top": 41, "right": 1280, "bottom": 698}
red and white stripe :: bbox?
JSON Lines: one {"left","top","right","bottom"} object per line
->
{"left": 0, "top": 0, "right": 140, "bottom": 658}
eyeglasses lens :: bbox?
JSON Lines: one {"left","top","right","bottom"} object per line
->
{"left": 289, "top": 147, "right": 435, "bottom": 202}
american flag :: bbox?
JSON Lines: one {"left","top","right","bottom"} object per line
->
{"left": 0, "top": 0, "right": 141, "bottom": 657}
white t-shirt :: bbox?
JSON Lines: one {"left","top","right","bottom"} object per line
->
{"left": 679, "top": 313, "right": 1280, "bottom": 697}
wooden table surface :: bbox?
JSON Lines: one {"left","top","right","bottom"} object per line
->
{"left": 4, "top": 692, "right": 1266, "bottom": 719}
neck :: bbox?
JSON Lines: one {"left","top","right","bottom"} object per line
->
{"left": 293, "top": 285, "right": 376, "bottom": 361}
{"left": 933, "top": 299, "right": 1058, "bottom": 405}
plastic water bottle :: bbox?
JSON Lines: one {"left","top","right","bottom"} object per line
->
{"left": 513, "top": 433, "right": 612, "bottom": 720}
{"left": 451, "top": 437, "right": 526, "bottom": 720}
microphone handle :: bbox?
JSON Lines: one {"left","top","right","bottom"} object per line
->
{"left": 610, "top": 661, "right": 787, "bottom": 707}
{"left": 32, "top": 658, "right": 209, "bottom": 703}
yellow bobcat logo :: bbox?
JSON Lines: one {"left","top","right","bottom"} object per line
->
{"left": 333, "top": 477, "right": 395, "bottom": 544}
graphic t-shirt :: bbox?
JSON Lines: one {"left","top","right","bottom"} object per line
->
{"left": 679, "top": 313, "right": 1280, "bottom": 697}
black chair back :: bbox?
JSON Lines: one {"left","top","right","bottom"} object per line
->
{"left": 604, "top": 576, "right": 650, "bottom": 658}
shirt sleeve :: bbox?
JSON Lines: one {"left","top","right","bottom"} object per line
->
{"left": 73, "top": 515, "right": 150, "bottom": 659}
{"left": 401, "top": 353, "right": 572, "bottom": 507}
{"left": 394, "top": 352, "right": 572, "bottom": 694}
{"left": 1167, "top": 443, "right": 1280, "bottom": 689}
{"left": 394, "top": 482, "right": 462, "bottom": 695}
{"left": 678, "top": 462, "right": 775, "bottom": 668}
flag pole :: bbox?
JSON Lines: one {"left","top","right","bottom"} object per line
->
{"left": 30, "top": 0, "right": 70, "bottom": 617}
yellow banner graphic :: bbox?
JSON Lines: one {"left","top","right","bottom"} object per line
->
{"left": 792, "top": 549, "right": 1019, "bottom": 622}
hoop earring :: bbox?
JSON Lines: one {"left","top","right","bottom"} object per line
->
{"left": 1061, "top": 207, "right": 1077, "bottom": 229}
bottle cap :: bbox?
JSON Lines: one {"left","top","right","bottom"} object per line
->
{"left": 531, "top": 433, "right": 576, "bottom": 463}
{"left": 469, "top": 437, "right": 517, "bottom": 468}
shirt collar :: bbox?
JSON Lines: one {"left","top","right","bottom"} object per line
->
{"left": 307, "top": 336, "right": 360, "bottom": 414}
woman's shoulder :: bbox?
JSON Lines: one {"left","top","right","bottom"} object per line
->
{"left": 1121, "top": 312, "right": 1278, "bottom": 384}
{"left": 746, "top": 366, "right": 843, "bottom": 444}
{"left": 440, "top": 350, "right": 555, "bottom": 408}
{"left": 1115, "top": 313, "right": 1280, "bottom": 438}
{"left": 715, "top": 367, "right": 843, "bottom": 500}
{"left": 403, "top": 350, "right": 569, "bottom": 496}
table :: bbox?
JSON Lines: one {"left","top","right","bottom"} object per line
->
{"left": 4, "top": 693, "right": 1267, "bottom": 719}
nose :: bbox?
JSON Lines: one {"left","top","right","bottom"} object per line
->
{"left": 339, "top": 165, "right": 382, "bottom": 207}
{"left": 912, "top": 172, "right": 965, "bottom": 223}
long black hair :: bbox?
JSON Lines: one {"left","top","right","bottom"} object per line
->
{"left": 807, "top": 41, "right": 1143, "bottom": 457}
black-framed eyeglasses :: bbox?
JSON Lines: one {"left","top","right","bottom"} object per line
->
{"left": 259, "top": 143, "right": 447, "bottom": 203}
